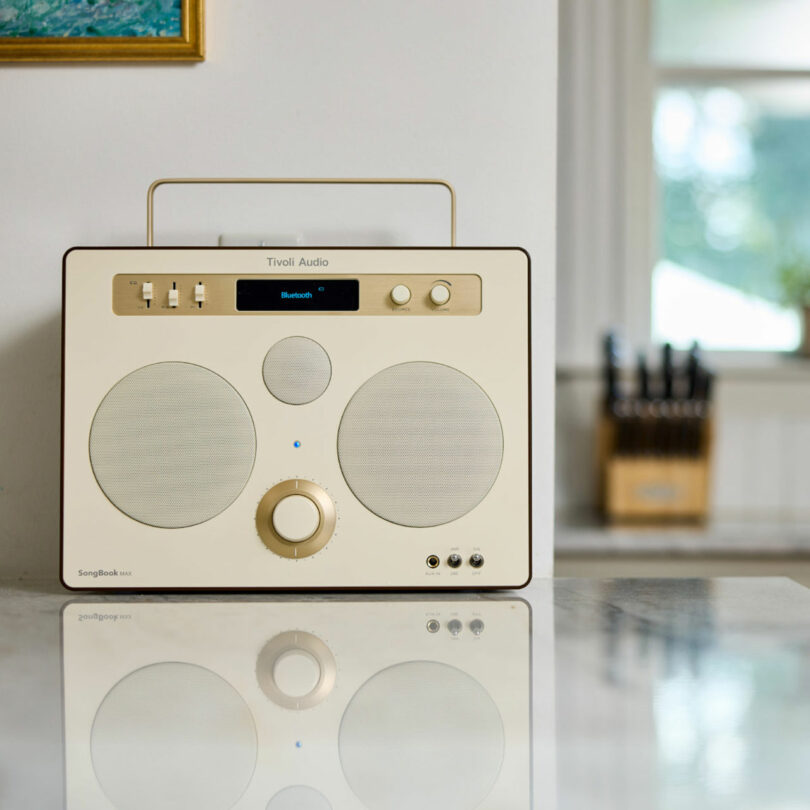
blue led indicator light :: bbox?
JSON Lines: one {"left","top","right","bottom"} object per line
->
{"left": 293, "top": 441, "right": 301, "bottom": 448}
{"left": 295, "top": 740, "right": 303, "bottom": 748}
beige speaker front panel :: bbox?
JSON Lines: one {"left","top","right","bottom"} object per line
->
{"left": 62, "top": 599, "right": 533, "bottom": 809}
{"left": 62, "top": 248, "right": 530, "bottom": 590}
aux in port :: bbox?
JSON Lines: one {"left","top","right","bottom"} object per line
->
{"left": 426, "top": 555, "right": 440, "bottom": 569}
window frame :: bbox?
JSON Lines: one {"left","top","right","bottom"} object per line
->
{"left": 628, "top": 3, "right": 810, "bottom": 365}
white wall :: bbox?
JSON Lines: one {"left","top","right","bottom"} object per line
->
{"left": 557, "top": 0, "right": 651, "bottom": 369}
{"left": 0, "top": 0, "right": 558, "bottom": 580}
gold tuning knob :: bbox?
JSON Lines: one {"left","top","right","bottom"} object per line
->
{"left": 256, "top": 479, "right": 335, "bottom": 559}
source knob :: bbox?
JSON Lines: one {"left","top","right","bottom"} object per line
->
{"left": 390, "top": 284, "right": 412, "bottom": 306}
{"left": 429, "top": 284, "right": 451, "bottom": 306}
{"left": 272, "top": 495, "right": 320, "bottom": 542}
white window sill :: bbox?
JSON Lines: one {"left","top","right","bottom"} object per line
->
{"left": 557, "top": 352, "right": 810, "bottom": 383}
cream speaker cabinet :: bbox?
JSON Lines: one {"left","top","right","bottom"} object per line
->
{"left": 61, "top": 248, "right": 531, "bottom": 590}
{"left": 62, "top": 597, "right": 533, "bottom": 809}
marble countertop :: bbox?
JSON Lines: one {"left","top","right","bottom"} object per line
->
{"left": 2, "top": 577, "right": 809, "bottom": 809}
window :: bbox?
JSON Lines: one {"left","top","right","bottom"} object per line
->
{"left": 650, "top": 0, "right": 810, "bottom": 352}
{"left": 653, "top": 0, "right": 810, "bottom": 70}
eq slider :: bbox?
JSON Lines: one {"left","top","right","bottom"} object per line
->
{"left": 141, "top": 282, "right": 153, "bottom": 308}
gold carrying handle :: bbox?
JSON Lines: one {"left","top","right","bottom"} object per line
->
{"left": 146, "top": 177, "right": 457, "bottom": 247}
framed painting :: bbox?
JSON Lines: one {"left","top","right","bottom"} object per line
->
{"left": 0, "top": 0, "right": 204, "bottom": 62}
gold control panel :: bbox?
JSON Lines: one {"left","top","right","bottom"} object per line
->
{"left": 112, "top": 274, "right": 482, "bottom": 316}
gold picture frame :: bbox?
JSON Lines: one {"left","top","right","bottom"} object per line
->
{"left": 0, "top": 0, "right": 204, "bottom": 62}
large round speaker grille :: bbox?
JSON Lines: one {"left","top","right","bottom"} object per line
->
{"left": 338, "top": 661, "right": 504, "bottom": 810}
{"left": 337, "top": 362, "right": 503, "bottom": 527}
{"left": 89, "top": 362, "right": 256, "bottom": 528}
{"left": 263, "top": 337, "right": 332, "bottom": 405}
{"left": 91, "top": 663, "right": 257, "bottom": 810}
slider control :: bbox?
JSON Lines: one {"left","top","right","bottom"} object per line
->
{"left": 195, "top": 283, "right": 206, "bottom": 304}
{"left": 141, "top": 282, "right": 153, "bottom": 301}
{"left": 168, "top": 289, "right": 179, "bottom": 308}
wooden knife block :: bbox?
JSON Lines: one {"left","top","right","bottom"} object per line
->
{"left": 597, "top": 413, "right": 713, "bottom": 523}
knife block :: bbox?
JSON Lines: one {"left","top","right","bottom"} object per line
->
{"left": 597, "top": 408, "right": 713, "bottom": 523}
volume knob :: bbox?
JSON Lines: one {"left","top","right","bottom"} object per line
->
{"left": 256, "top": 480, "right": 336, "bottom": 558}
{"left": 272, "top": 649, "right": 322, "bottom": 697}
{"left": 429, "top": 284, "right": 451, "bottom": 306}
{"left": 256, "top": 631, "right": 337, "bottom": 710}
{"left": 272, "top": 495, "right": 320, "bottom": 542}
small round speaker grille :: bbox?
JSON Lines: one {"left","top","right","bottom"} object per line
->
{"left": 337, "top": 362, "right": 503, "bottom": 527}
{"left": 263, "top": 337, "right": 332, "bottom": 405}
{"left": 89, "top": 362, "right": 256, "bottom": 529}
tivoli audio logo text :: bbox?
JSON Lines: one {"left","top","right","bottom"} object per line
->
{"left": 267, "top": 257, "right": 330, "bottom": 268}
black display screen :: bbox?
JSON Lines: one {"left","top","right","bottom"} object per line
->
{"left": 236, "top": 279, "right": 360, "bottom": 311}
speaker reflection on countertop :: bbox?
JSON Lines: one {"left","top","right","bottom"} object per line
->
{"left": 62, "top": 596, "right": 534, "bottom": 809}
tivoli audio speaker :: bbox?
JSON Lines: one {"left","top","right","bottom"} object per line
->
{"left": 61, "top": 247, "right": 531, "bottom": 590}
{"left": 61, "top": 597, "right": 535, "bottom": 809}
